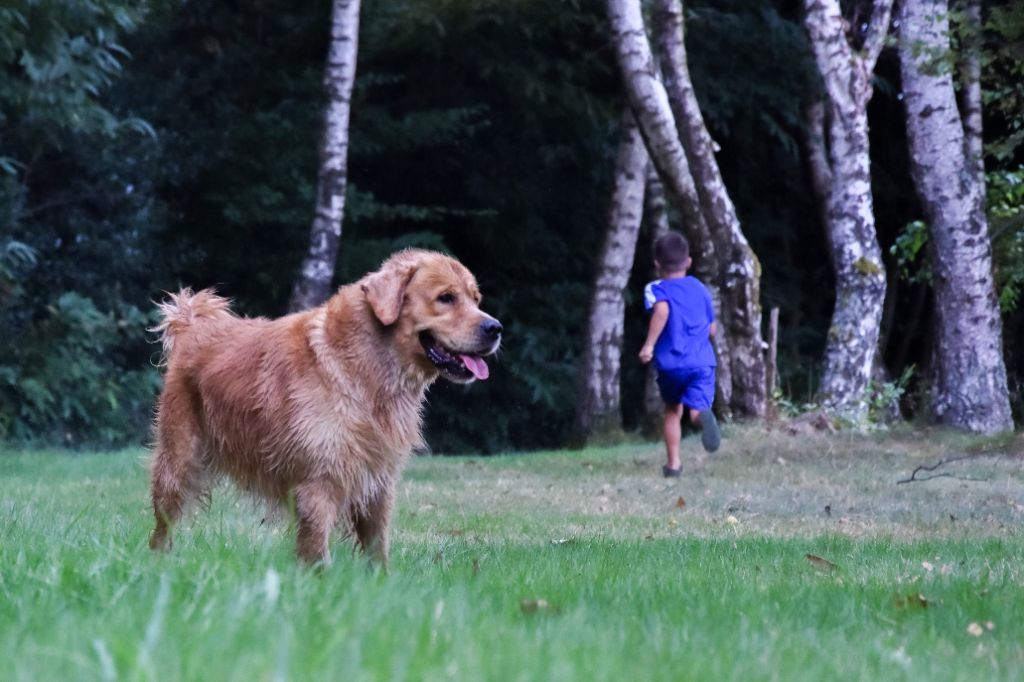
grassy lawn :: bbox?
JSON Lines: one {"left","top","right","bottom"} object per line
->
{"left": 2, "top": 425, "right": 1023, "bottom": 681}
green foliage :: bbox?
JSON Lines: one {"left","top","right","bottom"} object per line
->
{"left": 0, "top": 292, "right": 159, "bottom": 444}
{"left": 988, "top": 169, "right": 1024, "bottom": 312}
{"left": 0, "top": 0, "right": 163, "bottom": 446}
{"left": 0, "top": 1, "right": 150, "bottom": 141}
{"left": 891, "top": 171, "right": 1024, "bottom": 314}
{"left": 982, "top": 4, "right": 1024, "bottom": 162}
{"left": 0, "top": 238, "right": 37, "bottom": 290}
{"left": 770, "top": 364, "right": 913, "bottom": 430}
{"left": 866, "top": 364, "right": 914, "bottom": 425}
{"left": 890, "top": 220, "right": 931, "bottom": 283}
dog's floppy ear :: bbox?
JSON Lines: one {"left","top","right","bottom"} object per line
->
{"left": 361, "top": 257, "right": 419, "bottom": 325}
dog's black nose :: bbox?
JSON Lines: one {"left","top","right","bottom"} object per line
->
{"left": 481, "top": 319, "right": 503, "bottom": 338}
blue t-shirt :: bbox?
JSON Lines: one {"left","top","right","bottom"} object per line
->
{"left": 644, "top": 276, "right": 716, "bottom": 371}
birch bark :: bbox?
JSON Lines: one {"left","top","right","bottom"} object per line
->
{"left": 960, "top": 0, "right": 984, "bottom": 182}
{"left": 607, "top": 0, "right": 762, "bottom": 418}
{"left": 641, "top": 165, "right": 671, "bottom": 434}
{"left": 650, "top": 0, "right": 765, "bottom": 418}
{"left": 898, "top": 0, "right": 1013, "bottom": 433}
{"left": 803, "top": 0, "right": 892, "bottom": 419}
{"left": 574, "top": 110, "right": 649, "bottom": 440}
{"left": 289, "top": 0, "right": 361, "bottom": 312}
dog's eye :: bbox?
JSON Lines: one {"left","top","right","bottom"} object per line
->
{"left": 437, "top": 293, "right": 456, "bottom": 304}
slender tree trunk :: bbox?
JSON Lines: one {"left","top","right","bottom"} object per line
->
{"left": 649, "top": 0, "right": 766, "bottom": 418}
{"left": 801, "top": 99, "right": 834, "bottom": 254}
{"left": 607, "top": 0, "right": 732, "bottom": 417}
{"left": 574, "top": 110, "right": 648, "bottom": 442}
{"left": 607, "top": 0, "right": 763, "bottom": 418}
{"left": 960, "top": 0, "right": 984, "bottom": 182}
{"left": 606, "top": 0, "right": 709, "bottom": 241}
{"left": 641, "top": 164, "right": 673, "bottom": 436}
{"left": 898, "top": 0, "right": 1013, "bottom": 433}
{"left": 644, "top": 162, "right": 671, "bottom": 242}
{"left": 803, "top": 0, "right": 892, "bottom": 419}
{"left": 289, "top": 0, "right": 361, "bottom": 312}
{"left": 805, "top": 95, "right": 901, "bottom": 420}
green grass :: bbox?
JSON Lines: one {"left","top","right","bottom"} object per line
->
{"left": 2, "top": 426, "right": 1023, "bottom": 681}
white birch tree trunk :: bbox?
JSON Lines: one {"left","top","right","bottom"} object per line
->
{"left": 801, "top": 99, "right": 834, "bottom": 253}
{"left": 960, "top": 0, "right": 984, "bottom": 182}
{"left": 650, "top": 0, "right": 765, "bottom": 418}
{"left": 803, "top": 0, "right": 892, "bottom": 420}
{"left": 574, "top": 110, "right": 649, "bottom": 441}
{"left": 606, "top": 0, "right": 709, "bottom": 240}
{"left": 644, "top": 162, "right": 671, "bottom": 242}
{"left": 642, "top": 163, "right": 671, "bottom": 435}
{"left": 898, "top": 0, "right": 1013, "bottom": 433}
{"left": 289, "top": 0, "right": 361, "bottom": 312}
{"left": 607, "top": 0, "right": 761, "bottom": 418}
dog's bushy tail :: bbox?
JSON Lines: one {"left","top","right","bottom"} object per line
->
{"left": 150, "top": 288, "right": 233, "bottom": 364}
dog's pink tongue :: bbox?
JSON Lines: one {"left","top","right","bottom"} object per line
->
{"left": 459, "top": 354, "right": 490, "bottom": 380}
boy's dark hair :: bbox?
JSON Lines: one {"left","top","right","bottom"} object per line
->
{"left": 653, "top": 232, "right": 690, "bottom": 271}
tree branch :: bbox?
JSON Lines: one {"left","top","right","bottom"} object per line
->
{"left": 896, "top": 452, "right": 1000, "bottom": 484}
{"left": 861, "top": 0, "right": 894, "bottom": 72}
{"left": 803, "top": 0, "right": 856, "bottom": 110}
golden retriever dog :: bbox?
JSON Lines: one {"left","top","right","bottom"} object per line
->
{"left": 147, "top": 249, "right": 501, "bottom": 564}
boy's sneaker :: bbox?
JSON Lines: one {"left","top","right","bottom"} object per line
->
{"left": 662, "top": 465, "right": 681, "bottom": 478}
{"left": 700, "top": 410, "right": 721, "bottom": 453}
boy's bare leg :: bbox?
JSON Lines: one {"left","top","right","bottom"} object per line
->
{"left": 663, "top": 403, "right": 685, "bottom": 471}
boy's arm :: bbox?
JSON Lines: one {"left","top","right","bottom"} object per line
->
{"left": 709, "top": 321, "right": 717, "bottom": 338}
{"left": 639, "top": 301, "right": 669, "bottom": 364}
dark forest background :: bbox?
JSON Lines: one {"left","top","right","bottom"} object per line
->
{"left": 2, "top": 0, "right": 1022, "bottom": 451}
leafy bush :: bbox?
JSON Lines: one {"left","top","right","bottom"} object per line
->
{"left": 989, "top": 169, "right": 1024, "bottom": 312}
{"left": 0, "top": 287, "right": 159, "bottom": 446}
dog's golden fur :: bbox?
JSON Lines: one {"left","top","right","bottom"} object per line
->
{"left": 148, "top": 249, "right": 501, "bottom": 563}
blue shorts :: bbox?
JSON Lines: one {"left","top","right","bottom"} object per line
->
{"left": 656, "top": 366, "right": 715, "bottom": 411}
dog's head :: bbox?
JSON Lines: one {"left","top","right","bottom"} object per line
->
{"left": 361, "top": 249, "right": 502, "bottom": 384}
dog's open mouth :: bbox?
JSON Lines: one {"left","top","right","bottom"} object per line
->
{"left": 419, "top": 332, "right": 490, "bottom": 382}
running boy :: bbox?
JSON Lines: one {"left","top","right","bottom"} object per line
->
{"left": 639, "top": 232, "right": 720, "bottom": 477}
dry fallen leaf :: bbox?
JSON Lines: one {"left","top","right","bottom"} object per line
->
{"left": 967, "top": 622, "right": 984, "bottom": 637}
{"left": 893, "top": 592, "right": 929, "bottom": 609}
{"left": 643, "top": 534, "right": 654, "bottom": 541}
{"left": 725, "top": 515, "right": 739, "bottom": 525}
{"left": 675, "top": 497, "right": 687, "bottom": 509}
{"left": 805, "top": 553, "right": 839, "bottom": 571}
{"left": 520, "top": 598, "right": 550, "bottom": 614}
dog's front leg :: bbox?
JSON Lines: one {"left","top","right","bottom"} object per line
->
{"left": 352, "top": 483, "right": 395, "bottom": 567}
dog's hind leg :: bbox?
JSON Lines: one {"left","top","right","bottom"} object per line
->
{"left": 295, "top": 479, "right": 343, "bottom": 564}
{"left": 149, "top": 386, "right": 205, "bottom": 551}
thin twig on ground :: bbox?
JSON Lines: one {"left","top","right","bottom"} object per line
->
{"left": 897, "top": 452, "right": 1000, "bottom": 485}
